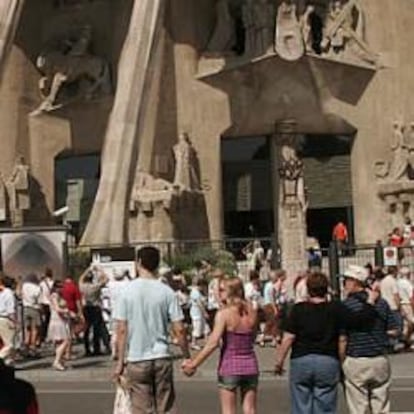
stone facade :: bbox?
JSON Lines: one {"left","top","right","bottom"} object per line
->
{"left": 0, "top": 1, "right": 412, "bottom": 270}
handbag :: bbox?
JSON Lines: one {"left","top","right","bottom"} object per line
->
{"left": 113, "top": 377, "right": 132, "bottom": 414}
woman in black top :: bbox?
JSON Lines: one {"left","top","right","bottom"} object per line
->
{"left": 275, "top": 272, "right": 344, "bottom": 414}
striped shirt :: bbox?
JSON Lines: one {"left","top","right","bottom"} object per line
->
{"left": 342, "top": 292, "right": 398, "bottom": 358}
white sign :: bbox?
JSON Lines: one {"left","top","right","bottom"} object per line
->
{"left": 383, "top": 246, "right": 398, "bottom": 266}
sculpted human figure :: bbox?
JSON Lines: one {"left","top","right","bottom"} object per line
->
{"left": 389, "top": 121, "right": 410, "bottom": 181}
{"left": 279, "top": 137, "right": 307, "bottom": 211}
{"left": 253, "top": 0, "right": 275, "bottom": 56}
{"left": 242, "top": 0, "right": 256, "bottom": 56}
{"left": 205, "top": 0, "right": 237, "bottom": 53}
{"left": 275, "top": 0, "right": 304, "bottom": 61}
{"left": 6, "top": 155, "right": 30, "bottom": 227}
{"left": 300, "top": 5, "right": 315, "bottom": 52}
{"left": 173, "top": 132, "right": 200, "bottom": 191}
{"left": 31, "top": 25, "right": 111, "bottom": 116}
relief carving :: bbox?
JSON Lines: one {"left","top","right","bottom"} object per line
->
{"left": 173, "top": 132, "right": 201, "bottom": 191}
{"left": 31, "top": 25, "right": 111, "bottom": 116}
{"left": 274, "top": 0, "right": 304, "bottom": 61}
{"left": 5, "top": 155, "right": 31, "bottom": 227}
{"left": 205, "top": 0, "right": 237, "bottom": 54}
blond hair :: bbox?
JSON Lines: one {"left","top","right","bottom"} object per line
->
{"left": 221, "top": 277, "right": 247, "bottom": 316}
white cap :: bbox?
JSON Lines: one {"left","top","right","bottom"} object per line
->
{"left": 400, "top": 266, "right": 411, "bottom": 276}
{"left": 343, "top": 265, "right": 369, "bottom": 283}
{"left": 158, "top": 266, "right": 171, "bottom": 276}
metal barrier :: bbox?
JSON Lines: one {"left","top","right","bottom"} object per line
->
{"left": 67, "top": 238, "right": 276, "bottom": 278}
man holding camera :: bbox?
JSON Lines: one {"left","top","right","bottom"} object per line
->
{"left": 340, "top": 265, "right": 399, "bottom": 414}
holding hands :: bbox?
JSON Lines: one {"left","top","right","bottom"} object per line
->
{"left": 181, "top": 359, "right": 196, "bottom": 377}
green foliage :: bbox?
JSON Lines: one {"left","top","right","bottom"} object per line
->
{"left": 167, "top": 245, "right": 237, "bottom": 279}
{"left": 67, "top": 247, "right": 90, "bottom": 280}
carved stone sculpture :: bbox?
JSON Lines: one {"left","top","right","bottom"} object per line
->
{"left": 6, "top": 155, "right": 31, "bottom": 227}
{"left": 173, "top": 132, "right": 200, "bottom": 191}
{"left": 242, "top": 0, "right": 256, "bottom": 57}
{"left": 31, "top": 25, "right": 111, "bottom": 115}
{"left": 253, "top": 0, "right": 275, "bottom": 56}
{"left": 300, "top": 5, "right": 315, "bottom": 53}
{"left": 321, "top": 0, "right": 376, "bottom": 64}
{"left": 279, "top": 140, "right": 307, "bottom": 212}
{"left": 389, "top": 121, "right": 411, "bottom": 181}
{"left": 205, "top": 0, "right": 237, "bottom": 53}
{"left": 275, "top": 1, "right": 305, "bottom": 61}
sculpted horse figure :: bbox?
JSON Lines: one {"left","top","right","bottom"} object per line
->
{"left": 31, "top": 48, "right": 111, "bottom": 116}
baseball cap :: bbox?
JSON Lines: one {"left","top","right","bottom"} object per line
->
{"left": 343, "top": 265, "right": 369, "bottom": 283}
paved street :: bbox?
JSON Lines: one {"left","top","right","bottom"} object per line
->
{"left": 14, "top": 348, "right": 414, "bottom": 413}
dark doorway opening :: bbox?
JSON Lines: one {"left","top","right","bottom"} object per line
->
{"left": 307, "top": 207, "right": 354, "bottom": 249}
{"left": 221, "top": 136, "right": 274, "bottom": 238}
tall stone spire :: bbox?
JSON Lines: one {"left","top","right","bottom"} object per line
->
{"left": 81, "top": 0, "right": 166, "bottom": 245}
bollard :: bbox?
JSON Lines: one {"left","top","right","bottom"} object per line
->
{"left": 328, "top": 241, "right": 340, "bottom": 297}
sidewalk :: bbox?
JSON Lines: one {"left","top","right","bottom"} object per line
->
{"left": 15, "top": 346, "right": 414, "bottom": 383}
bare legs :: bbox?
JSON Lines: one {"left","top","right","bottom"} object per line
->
{"left": 53, "top": 339, "right": 69, "bottom": 371}
{"left": 219, "top": 388, "right": 257, "bottom": 414}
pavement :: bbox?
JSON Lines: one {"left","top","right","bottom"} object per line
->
{"left": 12, "top": 346, "right": 414, "bottom": 413}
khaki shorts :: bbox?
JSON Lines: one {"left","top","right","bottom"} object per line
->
{"left": 24, "top": 307, "right": 41, "bottom": 328}
{"left": 126, "top": 358, "right": 176, "bottom": 414}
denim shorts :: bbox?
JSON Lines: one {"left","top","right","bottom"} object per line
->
{"left": 218, "top": 375, "right": 259, "bottom": 392}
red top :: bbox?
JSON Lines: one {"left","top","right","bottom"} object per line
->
{"left": 61, "top": 279, "right": 81, "bottom": 313}
{"left": 390, "top": 234, "right": 404, "bottom": 247}
{"left": 333, "top": 223, "right": 348, "bottom": 241}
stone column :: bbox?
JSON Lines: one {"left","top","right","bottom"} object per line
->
{"left": 81, "top": 0, "right": 166, "bottom": 245}
{"left": 0, "top": 0, "right": 24, "bottom": 81}
{"left": 272, "top": 121, "right": 308, "bottom": 275}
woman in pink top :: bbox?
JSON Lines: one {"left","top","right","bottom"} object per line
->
{"left": 182, "top": 277, "right": 259, "bottom": 414}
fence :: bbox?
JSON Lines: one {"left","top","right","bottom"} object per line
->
{"left": 67, "top": 238, "right": 412, "bottom": 288}
{"left": 67, "top": 237, "right": 276, "bottom": 279}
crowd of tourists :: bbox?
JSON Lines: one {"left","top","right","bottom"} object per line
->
{"left": 0, "top": 265, "right": 132, "bottom": 371}
{"left": 1, "top": 243, "right": 414, "bottom": 413}
{"left": 110, "top": 246, "right": 410, "bottom": 414}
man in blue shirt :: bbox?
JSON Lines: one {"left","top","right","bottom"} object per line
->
{"left": 113, "top": 246, "right": 190, "bottom": 413}
{"left": 340, "top": 265, "right": 399, "bottom": 414}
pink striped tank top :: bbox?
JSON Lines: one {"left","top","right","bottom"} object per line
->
{"left": 218, "top": 330, "right": 259, "bottom": 377}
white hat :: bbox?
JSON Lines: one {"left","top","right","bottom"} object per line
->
{"left": 158, "top": 266, "right": 171, "bottom": 276}
{"left": 400, "top": 266, "right": 411, "bottom": 276}
{"left": 343, "top": 265, "right": 369, "bottom": 283}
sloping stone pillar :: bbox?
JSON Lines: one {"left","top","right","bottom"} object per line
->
{"left": 0, "top": 0, "right": 24, "bottom": 81}
{"left": 81, "top": 0, "right": 166, "bottom": 245}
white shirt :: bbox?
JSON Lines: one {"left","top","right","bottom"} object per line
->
{"left": 39, "top": 278, "right": 54, "bottom": 306}
{"left": 397, "top": 278, "right": 413, "bottom": 305}
{"left": 107, "top": 279, "right": 130, "bottom": 314}
{"left": 22, "top": 282, "right": 41, "bottom": 309}
{"left": 207, "top": 278, "right": 220, "bottom": 310}
{"left": 0, "top": 288, "right": 15, "bottom": 318}
{"left": 190, "top": 287, "right": 206, "bottom": 320}
{"left": 295, "top": 278, "right": 308, "bottom": 304}
{"left": 380, "top": 275, "right": 399, "bottom": 311}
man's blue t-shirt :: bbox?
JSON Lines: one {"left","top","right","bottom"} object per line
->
{"left": 115, "top": 278, "right": 183, "bottom": 362}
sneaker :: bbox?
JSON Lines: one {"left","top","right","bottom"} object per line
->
{"left": 52, "top": 361, "right": 66, "bottom": 371}
{"left": 191, "top": 344, "right": 201, "bottom": 351}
